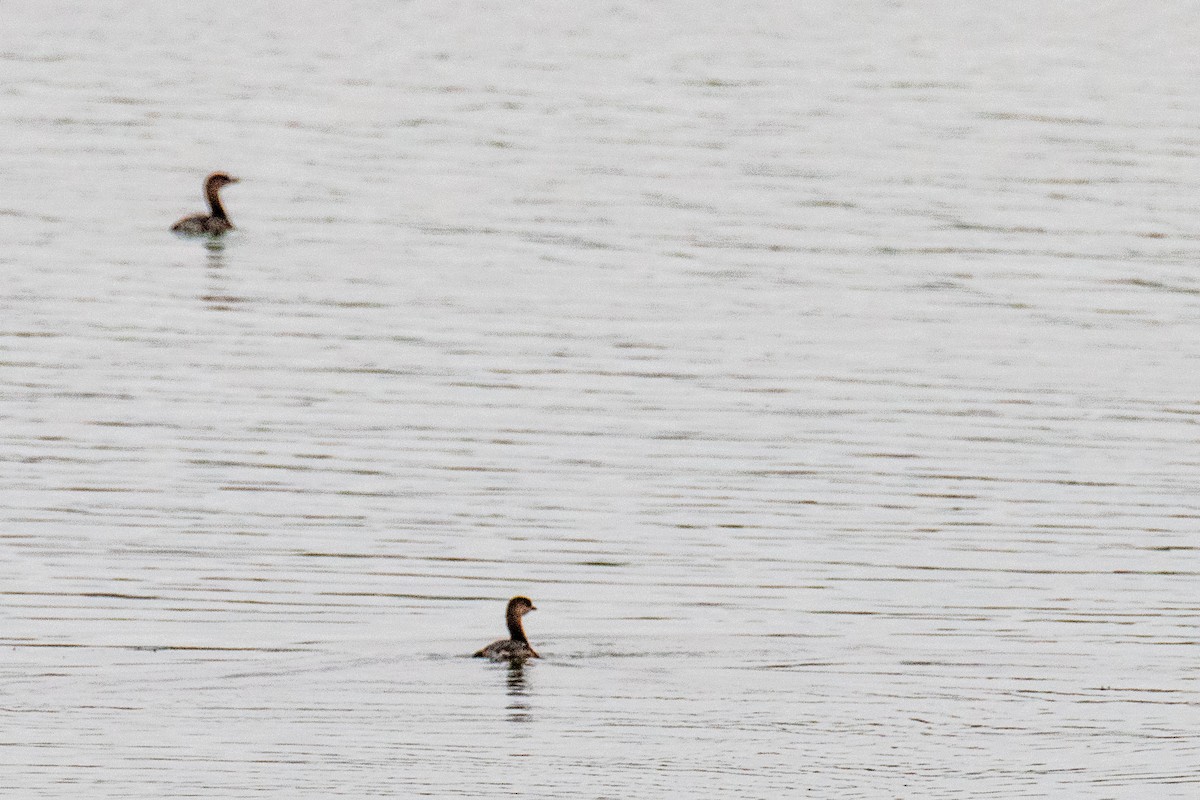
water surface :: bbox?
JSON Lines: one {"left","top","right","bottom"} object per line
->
{"left": 1, "top": 1, "right": 1198, "bottom": 797}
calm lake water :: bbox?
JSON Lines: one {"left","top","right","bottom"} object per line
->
{"left": 2, "top": 1, "right": 1198, "bottom": 797}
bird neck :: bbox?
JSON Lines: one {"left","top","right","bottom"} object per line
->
{"left": 206, "top": 184, "right": 228, "bottom": 220}
{"left": 506, "top": 611, "right": 528, "bottom": 643}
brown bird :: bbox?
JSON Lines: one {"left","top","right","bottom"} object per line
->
{"left": 171, "top": 172, "right": 239, "bottom": 235}
{"left": 474, "top": 596, "right": 540, "bottom": 660}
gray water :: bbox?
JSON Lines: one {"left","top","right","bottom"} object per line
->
{"left": 1, "top": 1, "right": 1198, "bottom": 797}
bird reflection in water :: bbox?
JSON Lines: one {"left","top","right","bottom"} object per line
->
{"left": 204, "top": 237, "right": 225, "bottom": 266}
{"left": 199, "top": 239, "right": 248, "bottom": 311}
{"left": 505, "top": 659, "right": 532, "bottom": 724}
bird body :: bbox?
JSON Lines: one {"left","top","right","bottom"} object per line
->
{"left": 172, "top": 172, "right": 238, "bottom": 235}
{"left": 474, "top": 596, "right": 540, "bottom": 660}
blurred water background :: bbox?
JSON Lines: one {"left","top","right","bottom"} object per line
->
{"left": 1, "top": 1, "right": 1197, "bottom": 797}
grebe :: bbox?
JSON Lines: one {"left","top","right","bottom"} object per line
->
{"left": 474, "top": 596, "right": 540, "bottom": 660}
{"left": 171, "top": 172, "right": 239, "bottom": 235}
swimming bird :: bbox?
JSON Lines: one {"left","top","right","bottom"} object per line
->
{"left": 171, "top": 172, "right": 239, "bottom": 235}
{"left": 474, "top": 596, "right": 540, "bottom": 660}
